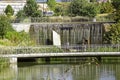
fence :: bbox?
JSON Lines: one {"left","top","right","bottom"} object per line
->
{"left": 0, "top": 44, "right": 119, "bottom": 55}
{"left": 11, "top": 16, "right": 114, "bottom": 23}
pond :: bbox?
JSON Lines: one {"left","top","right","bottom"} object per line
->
{"left": 0, "top": 61, "right": 120, "bottom": 80}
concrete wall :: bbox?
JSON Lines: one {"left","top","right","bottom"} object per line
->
{"left": 12, "top": 23, "right": 30, "bottom": 32}
{"left": 29, "top": 22, "right": 106, "bottom": 45}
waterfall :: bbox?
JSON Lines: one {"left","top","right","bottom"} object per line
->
{"left": 29, "top": 22, "right": 111, "bottom": 45}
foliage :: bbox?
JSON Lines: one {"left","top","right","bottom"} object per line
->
{"left": 0, "top": 39, "right": 13, "bottom": 46}
{"left": 99, "top": 2, "right": 114, "bottom": 14}
{"left": 84, "top": 3, "right": 100, "bottom": 17}
{"left": 112, "top": 0, "right": 120, "bottom": 22}
{"left": 103, "top": 23, "right": 120, "bottom": 44}
{"left": 0, "top": 58, "right": 9, "bottom": 70}
{"left": 47, "top": 0, "right": 56, "bottom": 11}
{"left": 87, "top": 46, "right": 120, "bottom": 52}
{"left": 69, "top": 0, "right": 88, "bottom": 16}
{"left": 95, "top": 13, "right": 114, "bottom": 22}
{"left": 5, "top": 31, "right": 24, "bottom": 43}
{"left": 5, "top": 31, "right": 34, "bottom": 46}
{"left": 69, "top": 0, "right": 99, "bottom": 17}
{"left": 103, "top": 0, "right": 120, "bottom": 47}
{"left": 4, "top": 5, "right": 14, "bottom": 17}
{"left": 31, "top": 10, "right": 42, "bottom": 17}
{"left": 54, "top": 2, "right": 70, "bottom": 16}
{"left": 24, "top": 0, "right": 42, "bottom": 17}
{"left": 114, "top": 10, "right": 120, "bottom": 22}
{"left": 0, "top": 15, "right": 13, "bottom": 39}
{"left": 112, "top": 0, "right": 120, "bottom": 10}
{"left": 16, "top": 10, "right": 26, "bottom": 19}
{"left": 15, "top": 10, "right": 26, "bottom": 22}
{"left": 54, "top": 6, "right": 63, "bottom": 16}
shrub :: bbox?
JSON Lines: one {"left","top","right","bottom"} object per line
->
{"left": 4, "top": 5, "right": 14, "bottom": 17}
{"left": 69, "top": 0, "right": 99, "bottom": 17}
{"left": 23, "top": 0, "right": 42, "bottom": 17}
{"left": 5, "top": 31, "right": 35, "bottom": 46}
{"left": 103, "top": 23, "right": 120, "bottom": 44}
{"left": 0, "top": 15, "right": 13, "bottom": 39}
{"left": 47, "top": 0, "right": 56, "bottom": 11}
{"left": 112, "top": 0, "right": 120, "bottom": 22}
{"left": 99, "top": 2, "right": 114, "bottom": 14}
{"left": 54, "top": 6, "right": 63, "bottom": 16}
{"left": 0, "top": 39, "right": 13, "bottom": 46}
{"left": 87, "top": 46, "right": 120, "bottom": 52}
{"left": 15, "top": 10, "right": 26, "bottom": 22}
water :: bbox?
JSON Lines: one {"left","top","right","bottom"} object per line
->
{"left": 0, "top": 62, "right": 120, "bottom": 80}
{"left": 30, "top": 22, "right": 104, "bottom": 45}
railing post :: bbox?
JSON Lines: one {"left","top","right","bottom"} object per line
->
{"left": 10, "top": 57, "right": 17, "bottom": 64}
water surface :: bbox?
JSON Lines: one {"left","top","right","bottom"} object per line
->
{"left": 0, "top": 62, "right": 120, "bottom": 80}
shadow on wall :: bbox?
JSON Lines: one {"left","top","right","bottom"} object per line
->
{"left": 46, "top": 39, "right": 53, "bottom": 45}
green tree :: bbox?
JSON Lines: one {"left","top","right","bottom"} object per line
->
{"left": 84, "top": 4, "right": 99, "bottom": 17}
{"left": 112, "top": 9, "right": 120, "bottom": 22}
{"left": 112, "top": 0, "right": 120, "bottom": 22}
{"left": 16, "top": 10, "right": 26, "bottom": 19}
{"left": 15, "top": 10, "right": 26, "bottom": 22}
{"left": 0, "top": 15, "right": 13, "bottom": 39}
{"left": 5, "top": 31, "right": 32, "bottom": 45}
{"left": 69, "top": 0, "right": 99, "bottom": 17}
{"left": 103, "top": 23, "right": 120, "bottom": 44}
{"left": 47, "top": 0, "right": 56, "bottom": 10}
{"left": 54, "top": 6, "right": 63, "bottom": 16}
{"left": 69, "top": 0, "right": 88, "bottom": 16}
{"left": 99, "top": 2, "right": 114, "bottom": 14}
{"left": 112, "top": 0, "right": 120, "bottom": 10}
{"left": 24, "top": 0, "right": 41, "bottom": 17}
{"left": 4, "top": 5, "right": 14, "bottom": 17}
{"left": 103, "top": 0, "right": 120, "bottom": 44}
{"left": 32, "top": 10, "right": 42, "bottom": 17}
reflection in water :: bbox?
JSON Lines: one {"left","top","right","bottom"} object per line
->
{"left": 99, "top": 65, "right": 116, "bottom": 80}
{"left": 100, "top": 70, "right": 115, "bottom": 80}
{"left": 18, "top": 64, "right": 73, "bottom": 80}
{"left": 0, "top": 64, "right": 18, "bottom": 80}
{"left": 0, "top": 63, "right": 120, "bottom": 80}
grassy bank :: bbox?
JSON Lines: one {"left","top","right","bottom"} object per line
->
{"left": 0, "top": 58, "right": 9, "bottom": 72}
{"left": 87, "top": 46, "right": 120, "bottom": 52}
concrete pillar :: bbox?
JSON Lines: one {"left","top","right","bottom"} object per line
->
{"left": 10, "top": 57, "right": 17, "bottom": 64}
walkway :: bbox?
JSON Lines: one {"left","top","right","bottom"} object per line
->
{"left": 1, "top": 52, "right": 120, "bottom": 58}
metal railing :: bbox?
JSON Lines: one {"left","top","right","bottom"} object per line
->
{"left": 62, "top": 44, "right": 120, "bottom": 52}
{"left": 0, "top": 44, "right": 119, "bottom": 55}
{"left": 10, "top": 16, "right": 114, "bottom": 23}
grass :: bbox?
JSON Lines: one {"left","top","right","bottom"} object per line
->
{"left": 96, "top": 13, "right": 114, "bottom": 22}
{"left": 87, "top": 47, "right": 120, "bottom": 52}
{"left": 0, "top": 39, "right": 13, "bottom": 46}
